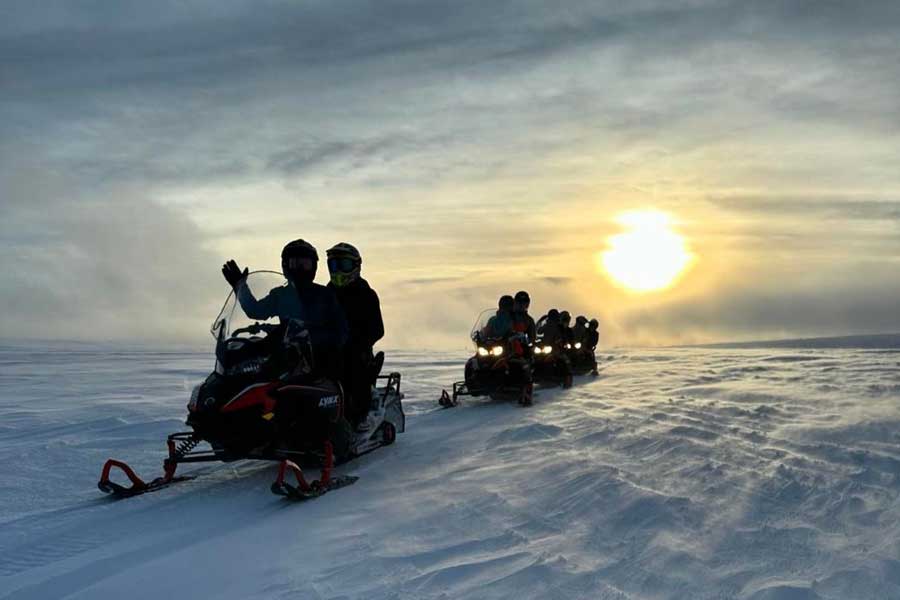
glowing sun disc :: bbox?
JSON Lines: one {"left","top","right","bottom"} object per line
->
{"left": 600, "top": 211, "right": 693, "bottom": 292}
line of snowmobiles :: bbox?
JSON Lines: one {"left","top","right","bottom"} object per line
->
{"left": 97, "top": 274, "right": 600, "bottom": 502}
{"left": 98, "top": 271, "right": 406, "bottom": 501}
{"left": 439, "top": 309, "right": 599, "bottom": 408}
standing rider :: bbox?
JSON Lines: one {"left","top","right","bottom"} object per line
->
{"left": 326, "top": 242, "right": 385, "bottom": 430}
{"left": 221, "top": 239, "right": 349, "bottom": 378}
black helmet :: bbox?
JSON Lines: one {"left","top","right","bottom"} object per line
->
{"left": 560, "top": 310, "right": 571, "bottom": 324}
{"left": 576, "top": 315, "right": 588, "bottom": 324}
{"left": 514, "top": 290, "right": 530, "bottom": 304}
{"left": 547, "top": 309, "right": 560, "bottom": 322}
{"left": 326, "top": 242, "right": 362, "bottom": 287}
{"left": 499, "top": 295, "right": 514, "bottom": 311}
{"left": 281, "top": 239, "right": 318, "bottom": 284}
{"left": 589, "top": 319, "right": 599, "bottom": 330}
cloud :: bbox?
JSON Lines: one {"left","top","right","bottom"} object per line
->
{"left": 0, "top": 164, "right": 223, "bottom": 341}
{"left": 708, "top": 195, "right": 900, "bottom": 222}
{"left": 612, "top": 265, "right": 900, "bottom": 345}
{"left": 2, "top": 0, "right": 900, "bottom": 346}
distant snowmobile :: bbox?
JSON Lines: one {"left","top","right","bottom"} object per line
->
{"left": 98, "top": 271, "right": 405, "bottom": 500}
{"left": 531, "top": 314, "right": 575, "bottom": 388}
{"left": 440, "top": 309, "right": 534, "bottom": 408}
{"left": 563, "top": 341, "right": 599, "bottom": 376}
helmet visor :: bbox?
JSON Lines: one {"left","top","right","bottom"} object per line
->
{"left": 328, "top": 257, "right": 358, "bottom": 273}
{"left": 283, "top": 256, "right": 316, "bottom": 272}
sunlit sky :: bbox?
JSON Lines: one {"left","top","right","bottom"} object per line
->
{"left": 2, "top": 1, "right": 899, "bottom": 348}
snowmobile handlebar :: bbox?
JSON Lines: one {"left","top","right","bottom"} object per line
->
{"left": 231, "top": 322, "right": 280, "bottom": 338}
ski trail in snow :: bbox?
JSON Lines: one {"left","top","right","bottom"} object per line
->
{"left": 1, "top": 346, "right": 900, "bottom": 599}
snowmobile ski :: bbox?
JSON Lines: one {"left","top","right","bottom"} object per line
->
{"left": 97, "top": 457, "right": 194, "bottom": 498}
{"left": 271, "top": 471, "right": 359, "bottom": 500}
{"left": 438, "top": 388, "right": 458, "bottom": 408}
{"left": 270, "top": 442, "right": 358, "bottom": 500}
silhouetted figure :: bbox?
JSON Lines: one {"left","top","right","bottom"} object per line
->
{"left": 326, "top": 242, "right": 384, "bottom": 430}
{"left": 222, "top": 239, "right": 348, "bottom": 377}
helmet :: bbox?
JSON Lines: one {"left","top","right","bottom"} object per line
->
{"left": 576, "top": 315, "right": 587, "bottom": 324}
{"left": 547, "top": 309, "right": 560, "bottom": 322}
{"left": 326, "top": 242, "right": 362, "bottom": 287}
{"left": 560, "top": 311, "right": 571, "bottom": 325}
{"left": 499, "top": 295, "right": 514, "bottom": 311}
{"left": 589, "top": 319, "right": 599, "bottom": 330}
{"left": 282, "top": 239, "right": 318, "bottom": 285}
{"left": 514, "top": 290, "right": 530, "bottom": 304}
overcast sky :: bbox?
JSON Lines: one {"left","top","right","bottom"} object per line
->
{"left": 2, "top": 0, "right": 899, "bottom": 348}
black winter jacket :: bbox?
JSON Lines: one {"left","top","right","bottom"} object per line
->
{"left": 328, "top": 277, "right": 384, "bottom": 352}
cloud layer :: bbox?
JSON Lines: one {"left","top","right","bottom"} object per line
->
{"left": 2, "top": 0, "right": 899, "bottom": 346}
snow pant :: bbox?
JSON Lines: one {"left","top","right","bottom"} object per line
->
{"left": 342, "top": 347, "right": 375, "bottom": 426}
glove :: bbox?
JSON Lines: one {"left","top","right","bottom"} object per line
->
{"left": 222, "top": 260, "right": 248, "bottom": 289}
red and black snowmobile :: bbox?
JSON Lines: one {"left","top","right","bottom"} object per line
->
{"left": 98, "top": 271, "right": 405, "bottom": 500}
{"left": 439, "top": 309, "right": 534, "bottom": 408}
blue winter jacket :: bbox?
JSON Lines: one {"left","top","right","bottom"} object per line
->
{"left": 237, "top": 280, "right": 349, "bottom": 349}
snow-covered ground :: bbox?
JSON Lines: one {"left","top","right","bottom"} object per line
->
{"left": 2, "top": 343, "right": 900, "bottom": 599}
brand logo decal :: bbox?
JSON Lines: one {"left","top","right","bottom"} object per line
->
{"left": 318, "top": 395, "right": 339, "bottom": 408}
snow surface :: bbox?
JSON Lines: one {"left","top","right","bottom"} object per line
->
{"left": 2, "top": 343, "right": 900, "bottom": 599}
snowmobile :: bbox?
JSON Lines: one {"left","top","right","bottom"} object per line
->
{"left": 439, "top": 309, "right": 534, "bottom": 408}
{"left": 98, "top": 271, "right": 405, "bottom": 500}
{"left": 562, "top": 341, "right": 599, "bottom": 376}
{"left": 531, "top": 315, "right": 574, "bottom": 388}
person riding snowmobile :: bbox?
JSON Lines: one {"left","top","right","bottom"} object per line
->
{"left": 326, "top": 242, "right": 385, "bottom": 430}
{"left": 482, "top": 295, "right": 514, "bottom": 340}
{"left": 573, "top": 316, "right": 588, "bottom": 345}
{"left": 221, "top": 239, "right": 348, "bottom": 377}
{"left": 585, "top": 318, "right": 600, "bottom": 374}
{"left": 587, "top": 319, "right": 600, "bottom": 350}
{"left": 559, "top": 311, "right": 574, "bottom": 345}
{"left": 539, "top": 309, "right": 563, "bottom": 346}
{"left": 511, "top": 290, "right": 536, "bottom": 356}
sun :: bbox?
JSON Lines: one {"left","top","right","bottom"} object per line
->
{"left": 599, "top": 210, "right": 694, "bottom": 293}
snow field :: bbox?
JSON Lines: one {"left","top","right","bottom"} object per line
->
{"left": 1, "top": 346, "right": 899, "bottom": 599}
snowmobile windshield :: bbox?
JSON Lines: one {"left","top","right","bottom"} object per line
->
{"left": 470, "top": 308, "right": 506, "bottom": 346}
{"left": 210, "top": 270, "right": 288, "bottom": 341}
{"left": 534, "top": 315, "right": 548, "bottom": 342}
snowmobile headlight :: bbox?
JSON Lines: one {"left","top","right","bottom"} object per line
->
{"left": 533, "top": 346, "right": 542, "bottom": 355}
{"left": 575, "top": 342, "right": 582, "bottom": 349}
{"left": 491, "top": 346, "right": 504, "bottom": 356}
{"left": 477, "top": 347, "right": 489, "bottom": 356}
{"left": 565, "top": 343, "right": 572, "bottom": 349}
{"left": 543, "top": 346, "right": 553, "bottom": 354}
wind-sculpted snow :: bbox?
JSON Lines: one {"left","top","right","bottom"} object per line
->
{"left": 1, "top": 346, "right": 900, "bottom": 599}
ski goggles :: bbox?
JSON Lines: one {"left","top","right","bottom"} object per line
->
{"left": 283, "top": 256, "right": 316, "bottom": 271}
{"left": 327, "top": 257, "right": 358, "bottom": 273}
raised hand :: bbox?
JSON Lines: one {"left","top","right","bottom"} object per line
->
{"left": 221, "top": 259, "right": 248, "bottom": 288}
